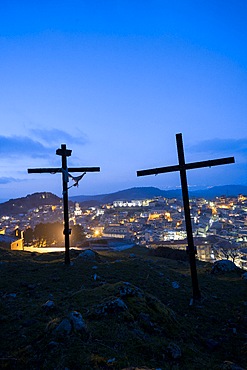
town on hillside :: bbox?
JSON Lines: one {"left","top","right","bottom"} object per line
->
{"left": 0, "top": 192, "right": 247, "bottom": 270}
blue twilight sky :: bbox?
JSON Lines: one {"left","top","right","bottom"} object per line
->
{"left": 0, "top": 0, "right": 247, "bottom": 201}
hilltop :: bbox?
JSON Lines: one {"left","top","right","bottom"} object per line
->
{"left": 0, "top": 192, "right": 64, "bottom": 217}
{"left": 0, "top": 245, "right": 246, "bottom": 369}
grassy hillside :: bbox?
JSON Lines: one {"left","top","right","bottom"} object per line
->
{"left": 0, "top": 246, "right": 246, "bottom": 369}
{"left": 0, "top": 192, "right": 62, "bottom": 217}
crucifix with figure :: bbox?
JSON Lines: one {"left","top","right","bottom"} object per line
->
{"left": 28, "top": 144, "right": 100, "bottom": 265}
{"left": 137, "top": 133, "right": 235, "bottom": 302}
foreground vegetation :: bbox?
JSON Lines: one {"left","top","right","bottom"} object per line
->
{"left": 0, "top": 245, "right": 246, "bottom": 369}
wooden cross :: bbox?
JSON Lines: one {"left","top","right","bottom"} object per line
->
{"left": 28, "top": 144, "right": 100, "bottom": 265}
{"left": 137, "top": 133, "right": 235, "bottom": 302}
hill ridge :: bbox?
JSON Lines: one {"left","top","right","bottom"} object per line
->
{"left": 70, "top": 184, "right": 247, "bottom": 203}
{"left": 0, "top": 185, "right": 246, "bottom": 215}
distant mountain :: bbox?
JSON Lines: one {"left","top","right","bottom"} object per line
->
{"left": 70, "top": 184, "right": 247, "bottom": 204}
{"left": 0, "top": 185, "right": 246, "bottom": 216}
{"left": 190, "top": 185, "right": 247, "bottom": 199}
{"left": 70, "top": 187, "right": 173, "bottom": 204}
{"left": 0, "top": 192, "right": 63, "bottom": 217}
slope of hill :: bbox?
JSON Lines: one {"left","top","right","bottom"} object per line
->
{"left": 67, "top": 187, "right": 166, "bottom": 206}
{"left": 0, "top": 192, "right": 62, "bottom": 217}
{"left": 70, "top": 186, "right": 179, "bottom": 203}
{"left": 0, "top": 245, "right": 246, "bottom": 369}
{"left": 191, "top": 185, "right": 247, "bottom": 199}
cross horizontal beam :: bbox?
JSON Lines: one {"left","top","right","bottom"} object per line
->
{"left": 28, "top": 167, "right": 100, "bottom": 174}
{"left": 137, "top": 157, "right": 235, "bottom": 177}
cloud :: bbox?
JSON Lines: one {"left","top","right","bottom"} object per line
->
{"left": 0, "top": 135, "right": 52, "bottom": 158}
{"left": 0, "top": 177, "right": 24, "bottom": 184}
{"left": 188, "top": 138, "right": 247, "bottom": 158}
{"left": 0, "top": 128, "right": 87, "bottom": 160}
{"left": 29, "top": 128, "right": 88, "bottom": 146}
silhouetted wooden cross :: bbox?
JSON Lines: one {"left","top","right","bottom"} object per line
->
{"left": 28, "top": 144, "right": 100, "bottom": 265}
{"left": 137, "top": 133, "right": 235, "bottom": 302}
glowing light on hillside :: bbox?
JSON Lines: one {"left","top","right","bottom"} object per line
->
{"left": 238, "top": 194, "right": 247, "bottom": 202}
{"left": 164, "top": 212, "right": 172, "bottom": 221}
{"left": 93, "top": 227, "right": 103, "bottom": 238}
{"left": 148, "top": 213, "right": 160, "bottom": 220}
{"left": 211, "top": 207, "right": 217, "bottom": 215}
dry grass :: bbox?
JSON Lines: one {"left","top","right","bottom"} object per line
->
{"left": 0, "top": 245, "right": 246, "bottom": 369}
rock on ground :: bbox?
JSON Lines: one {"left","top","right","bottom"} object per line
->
{"left": 211, "top": 260, "right": 238, "bottom": 274}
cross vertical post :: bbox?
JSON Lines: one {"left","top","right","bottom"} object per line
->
{"left": 176, "top": 134, "right": 200, "bottom": 300}
{"left": 56, "top": 144, "right": 72, "bottom": 265}
{"left": 28, "top": 144, "right": 100, "bottom": 265}
{"left": 137, "top": 133, "right": 235, "bottom": 302}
